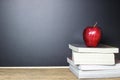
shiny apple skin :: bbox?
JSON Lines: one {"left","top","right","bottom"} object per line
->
{"left": 83, "top": 26, "right": 101, "bottom": 47}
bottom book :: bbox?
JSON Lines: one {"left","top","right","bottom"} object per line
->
{"left": 67, "top": 57, "right": 120, "bottom": 71}
{"left": 69, "top": 65, "right": 120, "bottom": 78}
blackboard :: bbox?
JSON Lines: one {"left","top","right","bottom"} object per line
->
{"left": 0, "top": 0, "right": 120, "bottom": 66}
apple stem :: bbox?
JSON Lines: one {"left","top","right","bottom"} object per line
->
{"left": 93, "top": 22, "right": 97, "bottom": 27}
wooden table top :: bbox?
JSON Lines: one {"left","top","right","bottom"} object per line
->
{"left": 0, "top": 67, "right": 120, "bottom": 80}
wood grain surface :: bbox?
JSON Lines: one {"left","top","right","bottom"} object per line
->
{"left": 0, "top": 68, "right": 120, "bottom": 80}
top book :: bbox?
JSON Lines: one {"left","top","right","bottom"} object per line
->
{"left": 69, "top": 43, "right": 119, "bottom": 53}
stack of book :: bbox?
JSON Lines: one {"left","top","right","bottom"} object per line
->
{"left": 67, "top": 43, "right": 119, "bottom": 78}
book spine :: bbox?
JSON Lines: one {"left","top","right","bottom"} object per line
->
{"left": 67, "top": 57, "right": 120, "bottom": 70}
{"left": 69, "top": 44, "right": 119, "bottom": 53}
{"left": 72, "top": 52, "right": 115, "bottom": 65}
{"left": 69, "top": 65, "right": 120, "bottom": 78}
{"left": 79, "top": 65, "right": 120, "bottom": 70}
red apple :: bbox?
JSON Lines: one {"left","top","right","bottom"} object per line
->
{"left": 83, "top": 22, "right": 101, "bottom": 47}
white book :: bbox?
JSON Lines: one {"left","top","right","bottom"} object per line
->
{"left": 72, "top": 51, "right": 115, "bottom": 65}
{"left": 69, "top": 65, "right": 120, "bottom": 78}
{"left": 67, "top": 57, "right": 120, "bottom": 71}
{"left": 69, "top": 43, "right": 119, "bottom": 53}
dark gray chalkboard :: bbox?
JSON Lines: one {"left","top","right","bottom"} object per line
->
{"left": 0, "top": 0, "right": 120, "bottom": 66}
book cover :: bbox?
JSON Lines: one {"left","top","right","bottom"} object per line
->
{"left": 69, "top": 43, "right": 119, "bottom": 53}
{"left": 69, "top": 65, "right": 120, "bottom": 78}
{"left": 72, "top": 51, "right": 115, "bottom": 65}
{"left": 67, "top": 57, "right": 120, "bottom": 71}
